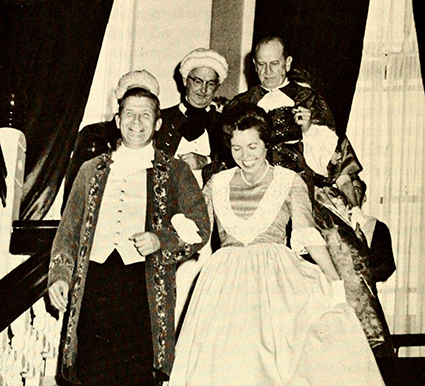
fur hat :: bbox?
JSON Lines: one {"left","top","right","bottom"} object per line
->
{"left": 180, "top": 48, "right": 228, "bottom": 84}
{"left": 115, "top": 70, "right": 160, "bottom": 100}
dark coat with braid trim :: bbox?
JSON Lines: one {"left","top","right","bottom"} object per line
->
{"left": 48, "top": 149, "right": 210, "bottom": 382}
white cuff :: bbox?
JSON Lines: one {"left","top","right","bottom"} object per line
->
{"left": 171, "top": 214, "right": 202, "bottom": 244}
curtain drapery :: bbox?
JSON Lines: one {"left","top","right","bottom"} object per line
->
{"left": 346, "top": 0, "right": 425, "bottom": 355}
{"left": 79, "top": 0, "right": 138, "bottom": 130}
{"left": 43, "top": 0, "right": 216, "bottom": 219}
{"left": 412, "top": 0, "right": 425, "bottom": 90}
{"left": 1, "top": 0, "right": 113, "bottom": 220}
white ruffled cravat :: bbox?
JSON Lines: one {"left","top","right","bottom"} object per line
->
{"left": 257, "top": 80, "right": 295, "bottom": 112}
{"left": 111, "top": 142, "right": 155, "bottom": 172}
{"left": 257, "top": 89, "right": 295, "bottom": 112}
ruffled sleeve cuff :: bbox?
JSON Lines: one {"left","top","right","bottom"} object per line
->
{"left": 171, "top": 213, "right": 202, "bottom": 244}
{"left": 303, "top": 124, "right": 338, "bottom": 176}
{"left": 291, "top": 227, "right": 326, "bottom": 255}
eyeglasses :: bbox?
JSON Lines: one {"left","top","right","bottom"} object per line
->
{"left": 187, "top": 75, "right": 219, "bottom": 89}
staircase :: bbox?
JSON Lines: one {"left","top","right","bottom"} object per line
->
{"left": 0, "top": 128, "right": 61, "bottom": 386}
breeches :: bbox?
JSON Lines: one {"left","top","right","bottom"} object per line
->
{"left": 76, "top": 249, "right": 155, "bottom": 386}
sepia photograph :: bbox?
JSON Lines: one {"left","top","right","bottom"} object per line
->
{"left": 0, "top": 0, "right": 424, "bottom": 385}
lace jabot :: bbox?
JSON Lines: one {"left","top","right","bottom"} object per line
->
{"left": 212, "top": 166, "right": 295, "bottom": 245}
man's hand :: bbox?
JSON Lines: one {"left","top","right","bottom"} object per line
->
{"left": 49, "top": 280, "right": 69, "bottom": 313}
{"left": 129, "top": 231, "right": 161, "bottom": 257}
{"left": 292, "top": 106, "right": 312, "bottom": 133}
{"left": 178, "top": 152, "right": 209, "bottom": 170}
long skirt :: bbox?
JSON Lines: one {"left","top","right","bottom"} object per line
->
{"left": 76, "top": 250, "right": 155, "bottom": 386}
{"left": 168, "top": 243, "right": 385, "bottom": 386}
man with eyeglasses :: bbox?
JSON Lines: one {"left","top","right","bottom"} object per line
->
{"left": 155, "top": 48, "right": 231, "bottom": 330}
{"left": 155, "top": 47, "right": 232, "bottom": 188}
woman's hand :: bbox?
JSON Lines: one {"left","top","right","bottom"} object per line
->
{"left": 49, "top": 280, "right": 69, "bottom": 313}
{"left": 306, "top": 244, "right": 340, "bottom": 282}
{"left": 330, "top": 279, "right": 347, "bottom": 307}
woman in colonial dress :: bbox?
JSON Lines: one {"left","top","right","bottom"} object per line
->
{"left": 168, "top": 103, "right": 384, "bottom": 386}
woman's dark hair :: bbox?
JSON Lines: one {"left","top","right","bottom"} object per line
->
{"left": 118, "top": 87, "right": 161, "bottom": 121}
{"left": 222, "top": 103, "right": 275, "bottom": 150}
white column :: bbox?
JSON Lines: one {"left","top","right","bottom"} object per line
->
{"left": 210, "top": 0, "right": 256, "bottom": 99}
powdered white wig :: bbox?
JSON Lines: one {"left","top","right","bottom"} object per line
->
{"left": 115, "top": 69, "right": 160, "bottom": 100}
{"left": 180, "top": 48, "right": 228, "bottom": 84}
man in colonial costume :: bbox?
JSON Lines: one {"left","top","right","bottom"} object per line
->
{"left": 155, "top": 48, "right": 231, "bottom": 328}
{"left": 155, "top": 47, "right": 233, "bottom": 187}
{"left": 48, "top": 72, "right": 210, "bottom": 385}
{"left": 62, "top": 70, "right": 155, "bottom": 211}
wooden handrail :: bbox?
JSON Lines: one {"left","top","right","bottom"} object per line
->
{"left": 392, "top": 334, "right": 425, "bottom": 356}
{"left": 0, "top": 245, "right": 49, "bottom": 332}
{"left": 0, "top": 220, "right": 58, "bottom": 332}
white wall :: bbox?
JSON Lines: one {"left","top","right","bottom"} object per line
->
{"left": 133, "top": 0, "right": 213, "bottom": 109}
{"left": 80, "top": 0, "right": 213, "bottom": 128}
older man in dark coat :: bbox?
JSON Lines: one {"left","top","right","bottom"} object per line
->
{"left": 155, "top": 48, "right": 233, "bottom": 187}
